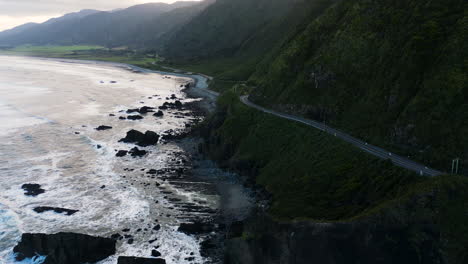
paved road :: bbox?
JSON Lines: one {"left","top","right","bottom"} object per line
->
{"left": 240, "top": 95, "right": 442, "bottom": 176}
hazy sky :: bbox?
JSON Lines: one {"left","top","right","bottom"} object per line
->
{"left": 0, "top": 0, "right": 195, "bottom": 31}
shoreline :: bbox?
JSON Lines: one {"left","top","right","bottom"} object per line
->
{"left": 0, "top": 54, "right": 219, "bottom": 101}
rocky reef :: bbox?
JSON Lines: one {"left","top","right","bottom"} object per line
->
{"left": 13, "top": 232, "right": 116, "bottom": 264}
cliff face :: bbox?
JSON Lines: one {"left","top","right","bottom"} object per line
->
{"left": 225, "top": 214, "right": 442, "bottom": 264}
{"left": 250, "top": 0, "right": 468, "bottom": 173}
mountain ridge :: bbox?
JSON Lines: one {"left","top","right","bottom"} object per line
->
{"left": 0, "top": 1, "right": 207, "bottom": 48}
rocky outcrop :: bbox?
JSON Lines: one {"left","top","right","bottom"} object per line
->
{"left": 224, "top": 212, "right": 443, "bottom": 264}
{"left": 95, "top": 125, "right": 113, "bottom": 131}
{"left": 129, "top": 147, "right": 148, "bottom": 157}
{"left": 116, "top": 150, "right": 128, "bottom": 157}
{"left": 33, "top": 207, "right": 78, "bottom": 216}
{"left": 21, "top": 184, "right": 45, "bottom": 196}
{"left": 161, "top": 129, "right": 190, "bottom": 141}
{"left": 119, "top": 130, "right": 160, "bottom": 147}
{"left": 178, "top": 222, "right": 216, "bottom": 235}
{"left": 117, "top": 256, "right": 166, "bottom": 264}
{"left": 153, "top": 111, "right": 164, "bottom": 117}
{"left": 127, "top": 106, "right": 155, "bottom": 114}
{"left": 127, "top": 115, "right": 144, "bottom": 120}
{"left": 158, "top": 101, "right": 183, "bottom": 110}
{"left": 13, "top": 232, "right": 116, "bottom": 264}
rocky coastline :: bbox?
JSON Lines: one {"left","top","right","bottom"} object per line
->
{"left": 11, "top": 72, "right": 251, "bottom": 264}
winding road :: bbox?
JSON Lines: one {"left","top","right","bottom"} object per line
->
{"left": 240, "top": 95, "right": 442, "bottom": 177}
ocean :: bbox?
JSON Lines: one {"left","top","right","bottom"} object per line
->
{"left": 0, "top": 56, "right": 252, "bottom": 264}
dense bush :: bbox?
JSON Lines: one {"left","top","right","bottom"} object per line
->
{"left": 250, "top": 0, "right": 467, "bottom": 174}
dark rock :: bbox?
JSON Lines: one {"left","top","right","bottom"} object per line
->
{"left": 116, "top": 150, "right": 128, "bottom": 157}
{"left": 33, "top": 207, "right": 78, "bottom": 216}
{"left": 13, "top": 232, "right": 116, "bottom": 264}
{"left": 120, "top": 129, "right": 145, "bottom": 144}
{"left": 95, "top": 125, "right": 113, "bottom": 131}
{"left": 97, "top": 145, "right": 102, "bottom": 149}
{"left": 127, "top": 108, "right": 140, "bottom": 114}
{"left": 118, "top": 256, "right": 166, "bottom": 264}
{"left": 161, "top": 129, "right": 189, "bottom": 141}
{"left": 129, "top": 147, "right": 147, "bottom": 157}
{"left": 224, "top": 216, "right": 444, "bottom": 264}
{"left": 151, "top": 249, "right": 162, "bottom": 257}
{"left": 158, "top": 101, "right": 183, "bottom": 110}
{"left": 119, "top": 116, "right": 127, "bottom": 120}
{"left": 200, "top": 239, "right": 216, "bottom": 258}
{"left": 122, "top": 228, "right": 130, "bottom": 232}
{"left": 139, "top": 106, "right": 155, "bottom": 114}
{"left": 127, "top": 115, "right": 143, "bottom": 121}
{"left": 119, "top": 130, "right": 159, "bottom": 147}
{"left": 178, "top": 222, "right": 215, "bottom": 235}
{"left": 141, "top": 131, "right": 159, "bottom": 146}
{"left": 100, "top": 185, "right": 106, "bottom": 189}
{"left": 127, "top": 238, "right": 134, "bottom": 244}
{"left": 110, "top": 233, "right": 122, "bottom": 240}
{"left": 147, "top": 169, "right": 158, "bottom": 175}
{"left": 153, "top": 111, "right": 164, "bottom": 117}
{"left": 153, "top": 224, "right": 161, "bottom": 231}
{"left": 21, "top": 184, "right": 45, "bottom": 196}
{"left": 109, "top": 114, "right": 116, "bottom": 117}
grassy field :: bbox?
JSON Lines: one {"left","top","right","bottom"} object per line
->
{"left": 0, "top": 45, "right": 158, "bottom": 67}
{"left": 8, "top": 45, "right": 104, "bottom": 53}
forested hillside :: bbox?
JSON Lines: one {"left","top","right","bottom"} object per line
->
{"left": 163, "top": 0, "right": 338, "bottom": 80}
{"left": 250, "top": 0, "right": 467, "bottom": 173}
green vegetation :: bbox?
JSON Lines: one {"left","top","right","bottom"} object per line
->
{"left": 203, "top": 91, "right": 468, "bottom": 262}
{"left": 163, "top": 0, "right": 337, "bottom": 87}
{"left": 250, "top": 0, "right": 468, "bottom": 174}
{"left": 8, "top": 45, "right": 104, "bottom": 54}
{"left": 0, "top": 45, "right": 158, "bottom": 67}
{"left": 204, "top": 91, "right": 425, "bottom": 220}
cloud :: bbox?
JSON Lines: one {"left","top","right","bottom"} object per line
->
{"left": 0, "top": 0, "right": 181, "bottom": 16}
{"left": 0, "top": 15, "right": 57, "bottom": 30}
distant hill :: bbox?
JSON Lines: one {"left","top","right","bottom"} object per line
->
{"left": 0, "top": 1, "right": 209, "bottom": 48}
